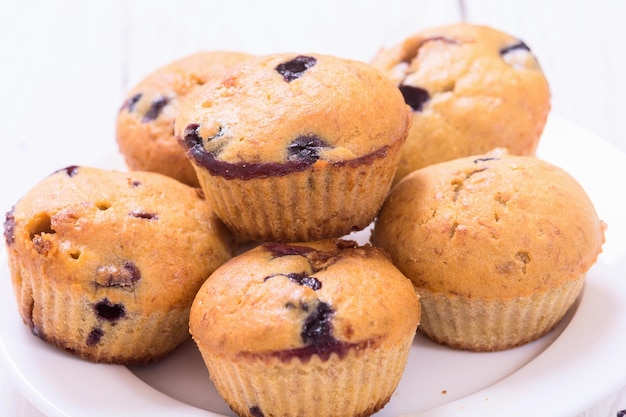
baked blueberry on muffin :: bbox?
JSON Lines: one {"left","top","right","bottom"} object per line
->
{"left": 175, "top": 52, "right": 412, "bottom": 242}
{"left": 117, "top": 50, "right": 253, "bottom": 186}
{"left": 3, "top": 166, "right": 235, "bottom": 364}
{"left": 371, "top": 151, "right": 605, "bottom": 351}
{"left": 370, "top": 23, "right": 551, "bottom": 183}
{"left": 189, "top": 239, "right": 420, "bottom": 417}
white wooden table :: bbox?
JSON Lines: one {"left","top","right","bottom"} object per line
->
{"left": 1, "top": 1, "right": 625, "bottom": 416}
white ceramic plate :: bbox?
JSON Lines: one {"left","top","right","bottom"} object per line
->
{"left": 1, "top": 115, "right": 625, "bottom": 417}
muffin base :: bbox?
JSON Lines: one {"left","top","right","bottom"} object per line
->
{"left": 197, "top": 338, "right": 414, "bottom": 417}
{"left": 8, "top": 256, "right": 190, "bottom": 364}
{"left": 417, "top": 274, "right": 585, "bottom": 351}
{"left": 194, "top": 141, "right": 404, "bottom": 243}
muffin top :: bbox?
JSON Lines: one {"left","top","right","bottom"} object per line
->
{"left": 371, "top": 152, "right": 606, "bottom": 299}
{"left": 4, "top": 166, "right": 235, "bottom": 311}
{"left": 116, "top": 50, "right": 253, "bottom": 186}
{"left": 370, "top": 23, "right": 551, "bottom": 181}
{"left": 175, "top": 53, "right": 411, "bottom": 180}
{"left": 189, "top": 239, "right": 420, "bottom": 360}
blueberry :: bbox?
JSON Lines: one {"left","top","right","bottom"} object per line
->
{"left": 94, "top": 298, "right": 126, "bottom": 321}
{"left": 399, "top": 85, "right": 430, "bottom": 112}
{"left": 264, "top": 272, "right": 322, "bottom": 290}
{"left": 500, "top": 40, "right": 531, "bottom": 56}
{"left": 287, "top": 135, "right": 328, "bottom": 164}
{"left": 287, "top": 272, "right": 322, "bottom": 290}
{"left": 473, "top": 157, "right": 499, "bottom": 164}
{"left": 51, "top": 165, "right": 79, "bottom": 178}
{"left": 181, "top": 123, "right": 202, "bottom": 150}
{"left": 86, "top": 327, "right": 104, "bottom": 346}
{"left": 123, "top": 93, "right": 142, "bottom": 112}
{"left": 249, "top": 406, "right": 265, "bottom": 417}
{"left": 129, "top": 211, "right": 158, "bottom": 220}
{"left": 302, "top": 301, "right": 335, "bottom": 347}
{"left": 275, "top": 55, "right": 317, "bottom": 82}
{"left": 142, "top": 96, "right": 168, "bottom": 122}
{"left": 3, "top": 208, "right": 15, "bottom": 245}
{"left": 264, "top": 242, "right": 315, "bottom": 257}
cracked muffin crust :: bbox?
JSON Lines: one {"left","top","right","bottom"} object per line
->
{"left": 190, "top": 239, "right": 420, "bottom": 417}
{"left": 3, "top": 166, "right": 235, "bottom": 364}
{"left": 371, "top": 151, "right": 605, "bottom": 351}
{"left": 116, "top": 51, "right": 253, "bottom": 186}
{"left": 175, "top": 52, "right": 412, "bottom": 242}
{"left": 370, "top": 23, "right": 551, "bottom": 183}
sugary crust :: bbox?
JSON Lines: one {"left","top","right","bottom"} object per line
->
{"left": 372, "top": 153, "right": 606, "bottom": 299}
{"left": 190, "top": 239, "right": 420, "bottom": 357}
{"left": 116, "top": 51, "right": 253, "bottom": 186}
{"left": 4, "top": 166, "right": 236, "bottom": 363}
{"left": 370, "top": 23, "right": 551, "bottom": 183}
{"left": 174, "top": 52, "right": 411, "bottom": 167}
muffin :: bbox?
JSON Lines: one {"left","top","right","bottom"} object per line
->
{"left": 175, "top": 52, "right": 412, "bottom": 242}
{"left": 116, "top": 50, "right": 253, "bottom": 186}
{"left": 189, "top": 239, "right": 420, "bottom": 417}
{"left": 371, "top": 151, "right": 605, "bottom": 351}
{"left": 3, "top": 166, "right": 235, "bottom": 364}
{"left": 370, "top": 23, "right": 551, "bottom": 184}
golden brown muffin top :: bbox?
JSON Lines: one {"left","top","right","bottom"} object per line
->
{"left": 370, "top": 23, "right": 551, "bottom": 182}
{"left": 4, "top": 166, "right": 235, "bottom": 312}
{"left": 371, "top": 152, "right": 606, "bottom": 299}
{"left": 189, "top": 239, "right": 420, "bottom": 360}
{"left": 175, "top": 53, "right": 411, "bottom": 179}
{"left": 116, "top": 50, "right": 253, "bottom": 186}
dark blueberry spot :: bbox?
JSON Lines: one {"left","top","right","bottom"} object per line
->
{"left": 473, "top": 157, "right": 499, "bottom": 163}
{"left": 264, "top": 272, "right": 322, "bottom": 290}
{"left": 287, "top": 135, "right": 328, "bottom": 164}
{"left": 129, "top": 211, "right": 158, "bottom": 220}
{"left": 122, "top": 261, "right": 141, "bottom": 283}
{"left": 275, "top": 55, "right": 317, "bottom": 82}
{"left": 86, "top": 327, "right": 104, "bottom": 346}
{"left": 500, "top": 40, "right": 531, "bottom": 56}
{"left": 129, "top": 179, "right": 142, "bottom": 187}
{"left": 94, "top": 298, "right": 126, "bottom": 321}
{"left": 124, "top": 93, "right": 142, "bottom": 112}
{"left": 142, "top": 96, "right": 168, "bottom": 122}
{"left": 51, "top": 165, "right": 79, "bottom": 178}
{"left": 249, "top": 406, "right": 265, "bottom": 417}
{"left": 264, "top": 242, "right": 315, "bottom": 258}
{"left": 617, "top": 410, "right": 626, "bottom": 417}
{"left": 181, "top": 123, "right": 202, "bottom": 150}
{"left": 66, "top": 165, "right": 79, "bottom": 177}
{"left": 302, "top": 301, "right": 336, "bottom": 347}
{"left": 3, "top": 208, "right": 15, "bottom": 245}
{"left": 399, "top": 85, "right": 430, "bottom": 112}
{"left": 286, "top": 272, "right": 322, "bottom": 290}
{"left": 61, "top": 165, "right": 79, "bottom": 177}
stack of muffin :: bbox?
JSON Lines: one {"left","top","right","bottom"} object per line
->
{"left": 3, "top": 23, "right": 605, "bottom": 417}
